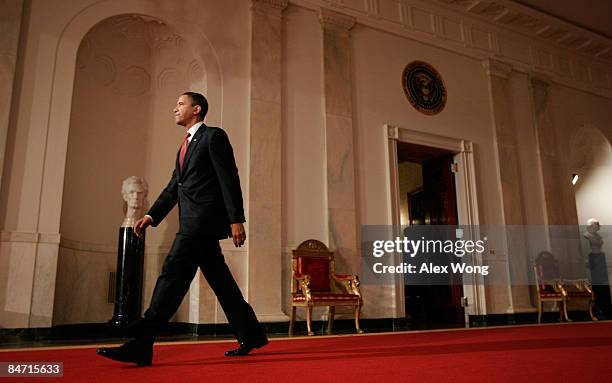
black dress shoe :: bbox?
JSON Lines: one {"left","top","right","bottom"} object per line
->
{"left": 96, "top": 342, "right": 153, "bottom": 366}
{"left": 225, "top": 338, "right": 269, "bottom": 356}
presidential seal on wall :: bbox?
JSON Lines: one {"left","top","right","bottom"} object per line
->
{"left": 402, "top": 61, "right": 447, "bottom": 115}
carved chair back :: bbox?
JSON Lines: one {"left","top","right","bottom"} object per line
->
{"left": 535, "top": 251, "right": 561, "bottom": 292}
{"left": 292, "top": 240, "right": 336, "bottom": 294}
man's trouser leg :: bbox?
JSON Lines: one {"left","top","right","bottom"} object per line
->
{"left": 198, "top": 239, "right": 267, "bottom": 345}
{"left": 134, "top": 234, "right": 199, "bottom": 341}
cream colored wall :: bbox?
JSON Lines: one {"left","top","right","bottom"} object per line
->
{"left": 54, "top": 15, "right": 212, "bottom": 325}
{"left": 0, "top": 0, "right": 251, "bottom": 328}
{"left": 552, "top": 87, "right": 612, "bottom": 197}
{"left": 0, "top": 0, "right": 251, "bottom": 231}
{"left": 547, "top": 74, "right": 612, "bottom": 150}
{"left": 281, "top": 12, "right": 516, "bottom": 316}
{"left": 558, "top": 87, "right": 612, "bottom": 287}
{"left": 573, "top": 128, "right": 612, "bottom": 230}
{"left": 3, "top": 0, "right": 612, "bottom": 328}
{"left": 573, "top": 127, "right": 612, "bottom": 288}
{"left": 534, "top": 83, "right": 612, "bottom": 231}
{"left": 351, "top": 26, "right": 503, "bottom": 227}
{"left": 60, "top": 16, "right": 151, "bottom": 246}
{"left": 550, "top": 85, "right": 612, "bottom": 283}
{"left": 351, "top": 26, "right": 512, "bottom": 314}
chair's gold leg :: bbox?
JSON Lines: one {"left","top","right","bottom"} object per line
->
{"left": 589, "top": 300, "right": 598, "bottom": 321}
{"left": 355, "top": 303, "right": 364, "bottom": 334}
{"left": 306, "top": 304, "right": 314, "bottom": 336}
{"left": 289, "top": 306, "right": 296, "bottom": 335}
{"left": 327, "top": 306, "right": 335, "bottom": 335}
{"left": 538, "top": 300, "right": 542, "bottom": 324}
{"left": 562, "top": 299, "right": 571, "bottom": 322}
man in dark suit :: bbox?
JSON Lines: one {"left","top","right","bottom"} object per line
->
{"left": 97, "top": 92, "right": 268, "bottom": 366}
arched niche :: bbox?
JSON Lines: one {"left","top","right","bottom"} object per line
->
{"left": 49, "top": 3, "right": 222, "bottom": 325}
{"left": 571, "top": 124, "right": 612, "bottom": 228}
{"left": 41, "top": 1, "right": 222, "bottom": 236}
{"left": 569, "top": 124, "right": 612, "bottom": 290}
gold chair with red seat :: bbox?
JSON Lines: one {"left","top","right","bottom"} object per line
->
{"left": 563, "top": 279, "right": 597, "bottom": 321}
{"left": 534, "top": 251, "right": 569, "bottom": 323}
{"left": 289, "top": 239, "right": 363, "bottom": 336}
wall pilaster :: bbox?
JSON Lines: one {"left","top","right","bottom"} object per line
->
{"left": 483, "top": 58, "right": 533, "bottom": 313}
{"left": 318, "top": 8, "right": 360, "bottom": 279}
{"left": 0, "top": 0, "right": 24, "bottom": 187}
{"left": 247, "top": 0, "right": 289, "bottom": 321}
{"left": 530, "top": 75, "right": 579, "bottom": 226}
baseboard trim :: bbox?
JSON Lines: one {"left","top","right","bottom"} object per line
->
{"left": 0, "top": 312, "right": 601, "bottom": 348}
{"left": 0, "top": 318, "right": 410, "bottom": 345}
{"left": 469, "top": 310, "right": 604, "bottom": 327}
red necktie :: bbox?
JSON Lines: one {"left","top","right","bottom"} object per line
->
{"left": 179, "top": 132, "right": 190, "bottom": 171}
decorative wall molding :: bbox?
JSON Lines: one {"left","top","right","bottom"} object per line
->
{"left": 251, "top": 0, "right": 289, "bottom": 15}
{"left": 529, "top": 72, "right": 551, "bottom": 118}
{"left": 482, "top": 58, "right": 512, "bottom": 78}
{"left": 0, "top": 233, "right": 245, "bottom": 255}
{"left": 385, "top": 123, "right": 471, "bottom": 153}
{"left": 59, "top": 238, "right": 117, "bottom": 253}
{"left": 319, "top": 7, "right": 356, "bottom": 31}
{"left": 108, "top": 15, "right": 182, "bottom": 47}
{"left": 386, "top": 124, "right": 399, "bottom": 140}
{"left": 112, "top": 66, "right": 151, "bottom": 96}
{"left": 0, "top": 231, "right": 61, "bottom": 244}
{"left": 435, "top": 0, "right": 612, "bottom": 62}
{"left": 187, "top": 59, "right": 206, "bottom": 87}
{"left": 77, "top": 15, "right": 199, "bottom": 97}
{"left": 89, "top": 55, "right": 117, "bottom": 86}
{"left": 529, "top": 71, "right": 551, "bottom": 87}
{"left": 383, "top": 123, "right": 485, "bottom": 315}
{"left": 156, "top": 67, "right": 178, "bottom": 90}
{"left": 56, "top": 237, "right": 246, "bottom": 255}
{"left": 291, "top": 0, "right": 612, "bottom": 99}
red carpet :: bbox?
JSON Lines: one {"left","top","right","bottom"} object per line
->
{"left": 2, "top": 322, "right": 612, "bottom": 382}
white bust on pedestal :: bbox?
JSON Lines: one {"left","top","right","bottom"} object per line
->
{"left": 584, "top": 218, "right": 603, "bottom": 254}
{"left": 121, "top": 176, "right": 148, "bottom": 227}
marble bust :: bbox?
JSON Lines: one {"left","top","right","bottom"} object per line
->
{"left": 121, "top": 176, "right": 148, "bottom": 227}
{"left": 584, "top": 218, "right": 603, "bottom": 254}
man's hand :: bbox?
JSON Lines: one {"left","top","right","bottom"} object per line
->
{"left": 230, "top": 223, "right": 246, "bottom": 247}
{"left": 134, "top": 216, "right": 152, "bottom": 238}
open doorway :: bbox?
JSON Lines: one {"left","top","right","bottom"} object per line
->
{"left": 397, "top": 141, "right": 464, "bottom": 328}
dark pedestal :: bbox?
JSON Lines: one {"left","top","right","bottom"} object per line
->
{"left": 108, "top": 227, "right": 145, "bottom": 329}
{"left": 589, "top": 253, "right": 612, "bottom": 319}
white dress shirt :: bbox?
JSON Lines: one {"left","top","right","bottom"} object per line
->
{"left": 186, "top": 121, "right": 204, "bottom": 143}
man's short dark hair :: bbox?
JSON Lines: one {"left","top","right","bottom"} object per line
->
{"left": 182, "top": 91, "right": 208, "bottom": 120}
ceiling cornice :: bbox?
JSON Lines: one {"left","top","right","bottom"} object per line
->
{"left": 434, "top": 0, "right": 612, "bottom": 63}
{"left": 290, "top": 0, "right": 611, "bottom": 99}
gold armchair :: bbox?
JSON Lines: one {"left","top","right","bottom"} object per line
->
{"left": 534, "top": 251, "right": 597, "bottom": 323}
{"left": 564, "top": 278, "right": 597, "bottom": 321}
{"left": 289, "top": 239, "right": 364, "bottom": 336}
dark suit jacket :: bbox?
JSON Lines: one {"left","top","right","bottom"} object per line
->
{"left": 147, "top": 124, "right": 245, "bottom": 239}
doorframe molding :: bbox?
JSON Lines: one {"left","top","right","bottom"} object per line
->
{"left": 383, "top": 124, "right": 487, "bottom": 320}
